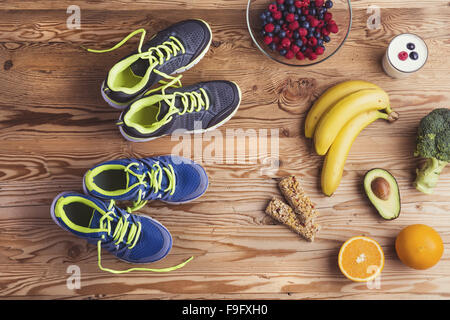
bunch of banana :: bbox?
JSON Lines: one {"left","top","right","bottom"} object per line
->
{"left": 305, "top": 80, "right": 399, "bottom": 196}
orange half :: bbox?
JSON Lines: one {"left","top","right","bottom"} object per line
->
{"left": 338, "top": 236, "right": 385, "bottom": 282}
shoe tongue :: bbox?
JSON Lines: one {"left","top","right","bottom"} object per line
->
{"left": 156, "top": 94, "right": 184, "bottom": 122}
{"left": 141, "top": 159, "right": 171, "bottom": 198}
{"left": 88, "top": 207, "right": 119, "bottom": 235}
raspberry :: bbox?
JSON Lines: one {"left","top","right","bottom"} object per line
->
{"left": 264, "top": 36, "right": 273, "bottom": 45}
{"left": 398, "top": 51, "right": 408, "bottom": 61}
{"left": 286, "top": 30, "right": 293, "bottom": 38}
{"left": 286, "top": 13, "right": 295, "bottom": 23}
{"left": 276, "top": 44, "right": 284, "bottom": 51}
{"left": 302, "top": 8, "right": 309, "bottom": 15}
{"left": 273, "top": 11, "right": 282, "bottom": 20}
{"left": 282, "top": 23, "right": 288, "bottom": 30}
{"left": 321, "top": 27, "right": 330, "bottom": 36}
{"left": 310, "top": 18, "right": 319, "bottom": 27}
{"left": 264, "top": 23, "right": 275, "bottom": 33}
{"left": 308, "top": 52, "right": 318, "bottom": 60}
{"left": 291, "top": 44, "right": 300, "bottom": 54}
{"left": 276, "top": 0, "right": 285, "bottom": 3}
{"left": 296, "top": 52, "right": 305, "bottom": 60}
{"left": 327, "top": 23, "right": 338, "bottom": 33}
{"left": 308, "top": 37, "right": 317, "bottom": 47}
{"left": 301, "top": 36, "right": 308, "bottom": 44}
{"left": 281, "top": 37, "right": 291, "bottom": 48}
{"left": 273, "top": 36, "right": 280, "bottom": 44}
{"left": 289, "top": 21, "right": 300, "bottom": 30}
{"left": 298, "top": 27, "right": 308, "bottom": 37}
{"left": 317, "top": 20, "right": 325, "bottom": 28}
{"left": 304, "top": 47, "right": 313, "bottom": 57}
{"left": 315, "top": 46, "right": 324, "bottom": 55}
{"left": 324, "top": 12, "right": 332, "bottom": 22}
{"left": 315, "top": 0, "right": 324, "bottom": 6}
{"left": 268, "top": 4, "right": 278, "bottom": 12}
{"left": 294, "top": 0, "right": 303, "bottom": 8}
{"left": 285, "top": 50, "right": 295, "bottom": 59}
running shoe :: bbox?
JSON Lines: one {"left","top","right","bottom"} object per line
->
{"left": 116, "top": 75, "right": 242, "bottom": 142}
{"left": 86, "top": 19, "right": 212, "bottom": 109}
{"left": 50, "top": 192, "right": 193, "bottom": 273}
{"left": 83, "top": 155, "right": 208, "bottom": 212}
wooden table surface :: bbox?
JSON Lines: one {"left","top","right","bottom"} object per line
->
{"left": 0, "top": 0, "right": 449, "bottom": 300}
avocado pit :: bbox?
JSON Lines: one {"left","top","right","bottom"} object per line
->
{"left": 371, "top": 177, "right": 390, "bottom": 200}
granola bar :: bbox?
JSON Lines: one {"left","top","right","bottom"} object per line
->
{"left": 265, "top": 198, "right": 320, "bottom": 242}
{"left": 278, "top": 176, "right": 319, "bottom": 224}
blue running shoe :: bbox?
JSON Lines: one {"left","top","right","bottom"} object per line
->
{"left": 50, "top": 192, "right": 192, "bottom": 273}
{"left": 83, "top": 155, "right": 208, "bottom": 211}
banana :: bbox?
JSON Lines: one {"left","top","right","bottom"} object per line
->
{"left": 313, "top": 88, "right": 392, "bottom": 156}
{"left": 321, "top": 110, "right": 391, "bottom": 196}
{"left": 304, "top": 80, "right": 381, "bottom": 138}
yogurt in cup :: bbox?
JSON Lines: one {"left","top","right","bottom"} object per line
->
{"left": 382, "top": 33, "right": 428, "bottom": 78}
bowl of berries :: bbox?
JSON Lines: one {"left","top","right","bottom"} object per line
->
{"left": 246, "top": 0, "right": 352, "bottom": 66}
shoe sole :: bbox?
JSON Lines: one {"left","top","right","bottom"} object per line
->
{"left": 118, "top": 81, "right": 242, "bottom": 142}
{"left": 49, "top": 192, "right": 173, "bottom": 265}
{"left": 102, "top": 19, "right": 213, "bottom": 110}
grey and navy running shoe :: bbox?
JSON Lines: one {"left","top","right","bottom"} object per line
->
{"left": 87, "top": 19, "right": 212, "bottom": 109}
{"left": 116, "top": 75, "right": 242, "bottom": 142}
{"left": 83, "top": 155, "right": 209, "bottom": 212}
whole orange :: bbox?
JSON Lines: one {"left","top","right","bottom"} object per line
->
{"left": 395, "top": 224, "right": 443, "bottom": 270}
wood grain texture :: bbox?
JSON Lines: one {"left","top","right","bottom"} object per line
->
{"left": 0, "top": 0, "right": 449, "bottom": 300}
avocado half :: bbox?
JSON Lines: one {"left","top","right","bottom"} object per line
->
{"left": 363, "top": 168, "right": 401, "bottom": 220}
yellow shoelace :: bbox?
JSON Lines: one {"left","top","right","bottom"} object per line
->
{"left": 150, "top": 75, "right": 210, "bottom": 126}
{"left": 83, "top": 28, "right": 185, "bottom": 85}
{"left": 97, "top": 200, "right": 192, "bottom": 274}
{"left": 124, "top": 161, "right": 176, "bottom": 212}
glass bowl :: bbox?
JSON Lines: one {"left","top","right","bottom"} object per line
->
{"left": 246, "top": 0, "right": 352, "bottom": 67}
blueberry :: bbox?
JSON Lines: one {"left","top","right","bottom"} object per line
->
{"left": 309, "top": 8, "right": 317, "bottom": 15}
{"left": 323, "top": 35, "right": 331, "bottom": 42}
{"left": 307, "top": 31, "right": 314, "bottom": 38}
{"left": 301, "top": 45, "right": 307, "bottom": 52}
{"left": 279, "top": 48, "right": 288, "bottom": 56}
{"left": 310, "top": 0, "right": 316, "bottom": 6}
{"left": 293, "top": 31, "right": 300, "bottom": 39}
{"left": 300, "top": 15, "right": 307, "bottom": 22}
{"left": 265, "top": 10, "right": 272, "bottom": 17}
{"left": 317, "top": 39, "right": 323, "bottom": 46}
{"left": 407, "top": 42, "right": 415, "bottom": 50}
{"left": 288, "top": 5, "right": 296, "bottom": 13}
{"left": 267, "top": 32, "right": 274, "bottom": 37}
{"left": 267, "top": 16, "right": 274, "bottom": 23}
{"left": 295, "top": 39, "right": 303, "bottom": 47}
{"left": 302, "top": 21, "right": 310, "bottom": 28}
{"left": 310, "top": 27, "right": 316, "bottom": 33}
{"left": 269, "top": 42, "right": 277, "bottom": 51}
{"left": 409, "top": 51, "right": 419, "bottom": 60}
{"left": 320, "top": 7, "right": 327, "bottom": 13}
{"left": 325, "top": 0, "right": 333, "bottom": 8}
{"left": 297, "top": 8, "right": 303, "bottom": 15}
{"left": 278, "top": 4, "right": 286, "bottom": 11}
{"left": 278, "top": 19, "right": 285, "bottom": 25}
{"left": 260, "top": 12, "right": 267, "bottom": 20}
{"left": 294, "top": 14, "right": 299, "bottom": 20}
{"left": 261, "top": 30, "right": 267, "bottom": 36}
{"left": 274, "top": 24, "right": 281, "bottom": 33}
{"left": 314, "top": 31, "right": 321, "bottom": 38}
{"left": 279, "top": 30, "right": 287, "bottom": 38}
{"left": 286, "top": 0, "right": 294, "bottom": 5}
{"left": 317, "top": 13, "right": 324, "bottom": 20}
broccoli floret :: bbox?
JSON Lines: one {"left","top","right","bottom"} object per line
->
{"left": 414, "top": 108, "right": 449, "bottom": 194}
